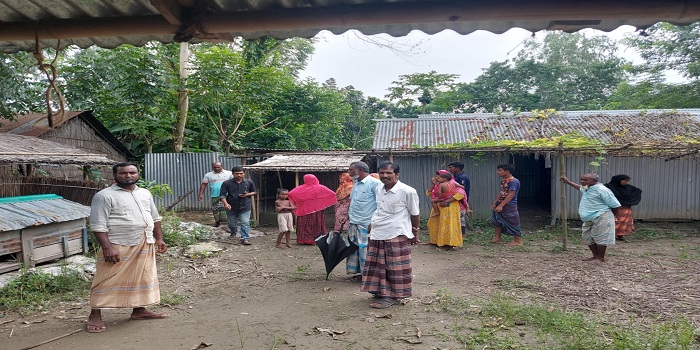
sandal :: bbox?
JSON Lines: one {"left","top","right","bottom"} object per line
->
{"left": 86, "top": 323, "right": 106, "bottom": 333}
{"left": 370, "top": 297, "right": 397, "bottom": 309}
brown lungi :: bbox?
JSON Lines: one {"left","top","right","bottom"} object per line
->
{"left": 360, "top": 235, "right": 412, "bottom": 298}
{"left": 90, "top": 237, "right": 160, "bottom": 308}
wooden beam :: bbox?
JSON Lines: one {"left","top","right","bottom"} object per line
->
{"left": 0, "top": 0, "right": 699, "bottom": 42}
{"left": 149, "top": 0, "right": 184, "bottom": 25}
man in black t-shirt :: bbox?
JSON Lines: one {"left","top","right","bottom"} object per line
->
{"left": 220, "top": 166, "right": 257, "bottom": 245}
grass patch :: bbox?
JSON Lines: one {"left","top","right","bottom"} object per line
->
{"left": 159, "top": 292, "right": 187, "bottom": 306}
{"left": 0, "top": 269, "right": 90, "bottom": 314}
{"left": 432, "top": 289, "right": 698, "bottom": 350}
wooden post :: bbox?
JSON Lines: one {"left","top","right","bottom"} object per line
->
{"left": 558, "top": 142, "right": 568, "bottom": 251}
{"left": 173, "top": 42, "right": 189, "bottom": 153}
{"left": 20, "top": 230, "right": 35, "bottom": 267}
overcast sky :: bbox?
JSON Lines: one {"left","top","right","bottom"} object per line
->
{"left": 299, "top": 26, "right": 644, "bottom": 99}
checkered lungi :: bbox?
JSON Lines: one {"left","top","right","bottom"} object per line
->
{"left": 346, "top": 223, "right": 369, "bottom": 274}
{"left": 360, "top": 235, "right": 412, "bottom": 298}
{"left": 582, "top": 210, "right": 616, "bottom": 246}
{"left": 211, "top": 197, "right": 227, "bottom": 223}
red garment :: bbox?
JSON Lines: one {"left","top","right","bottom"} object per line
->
{"left": 288, "top": 174, "right": 337, "bottom": 216}
{"left": 296, "top": 210, "right": 327, "bottom": 245}
{"left": 435, "top": 169, "right": 469, "bottom": 210}
{"left": 336, "top": 172, "right": 354, "bottom": 201}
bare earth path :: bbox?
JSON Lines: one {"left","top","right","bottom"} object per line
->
{"left": 2, "top": 217, "right": 700, "bottom": 350}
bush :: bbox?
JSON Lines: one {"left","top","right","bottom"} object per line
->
{"left": 0, "top": 269, "right": 90, "bottom": 314}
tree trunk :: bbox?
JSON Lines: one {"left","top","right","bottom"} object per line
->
{"left": 173, "top": 42, "right": 189, "bottom": 153}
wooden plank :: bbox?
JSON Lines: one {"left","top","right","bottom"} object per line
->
{"left": 33, "top": 238, "right": 83, "bottom": 264}
{"left": 61, "top": 236, "right": 70, "bottom": 257}
{"left": 0, "top": 261, "right": 21, "bottom": 274}
{"left": 20, "top": 229, "right": 34, "bottom": 267}
{"left": 0, "top": 230, "right": 21, "bottom": 255}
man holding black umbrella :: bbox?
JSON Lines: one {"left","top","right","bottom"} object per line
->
{"left": 361, "top": 162, "right": 420, "bottom": 309}
{"left": 346, "top": 161, "right": 381, "bottom": 277}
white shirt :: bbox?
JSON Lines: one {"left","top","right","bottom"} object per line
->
{"left": 370, "top": 180, "right": 420, "bottom": 240}
{"left": 90, "top": 184, "right": 161, "bottom": 246}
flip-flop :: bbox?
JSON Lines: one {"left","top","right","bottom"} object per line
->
{"left": 130, "top": 312, "right": 170, "bottom": 320}
{"left": 86, "top": 323, "right": 106, "bottom": 333}
{"left": 370, "top": 297, "right": 397, "bottom": 309}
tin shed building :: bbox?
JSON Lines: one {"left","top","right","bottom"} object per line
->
{"left": 0, "top": 194, "right": 90, "bottom": 274}
{"left": 371, "top": 109, "right": 700, "bottom": 222}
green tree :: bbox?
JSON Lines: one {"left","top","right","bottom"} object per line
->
{"left": 385, "top": 71, "right": 459, "bottom": 114}
{"left": 605, "top": 80, "right": 700, "bottom": 109}
{"left": 188, "top": 43, "right": 292, "bottom": 154}
{"left": 625, "top": 22, "right": 700, "bottom": 80}
{"left": 0, "top": 51, "right": 46, "bottom": 118}
{"left": 465, "top": 31, "right": 627, "bottom": 111}
{"left": 61, "top": 43, "right": 179, "bottom": 154}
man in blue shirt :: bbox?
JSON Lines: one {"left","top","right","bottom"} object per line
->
{"left": 346, "top": 161, "right": 381, "bottom": 277}
{"left": 448, "top": 161, "right": 470, "bottom": 234}
{"left": 561, "top": 173, "right": 621, "bottom": 262}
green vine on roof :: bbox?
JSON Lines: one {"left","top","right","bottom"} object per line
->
{"left": 421, "top": 131, "right": 607, "bottom": 150}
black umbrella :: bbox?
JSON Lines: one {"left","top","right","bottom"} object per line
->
{"left": 315, "top": 231, "right": 359, "bottom": 280}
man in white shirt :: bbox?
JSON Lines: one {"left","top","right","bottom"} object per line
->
{"left": 87, "top": 163, "right": 168, "bottom": 333}
{"left": 198, "top": 162, "right": 233, "bottom": 227}
{"left": 361, "top": 162, "right": 420, "bottom": 309}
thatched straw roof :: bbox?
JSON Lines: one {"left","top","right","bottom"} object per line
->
{"left": 0, "top": 133, "right": 118, "bottom": 165}
{"left": 246, "top": 153, "right": 364, "bottom": 172}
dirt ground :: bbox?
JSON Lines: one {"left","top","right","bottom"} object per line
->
{"left": 2, "top": 212, "right": 700, "bottom": 350}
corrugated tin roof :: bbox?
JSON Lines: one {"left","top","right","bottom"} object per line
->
{"left": 0, "top": 194, "right": 90, "bottom": 232}
{"left": 0, "top": 133, "right": 118, "bottom": 164}
{"left": 245, "top": 153, "right": 364, "bottom": 172}
{"left": 1, "top": 0, "right": 699, "bottom": 53}
{"left": 373, "top": 109, "right": 700, "bottom": 151}
{"left": 0, "top": 110, "right": 136, "bottom": 159}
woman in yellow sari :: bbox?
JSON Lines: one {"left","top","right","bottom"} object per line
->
{"left": 427, "top": 170, "right": 464, "bottom": 248}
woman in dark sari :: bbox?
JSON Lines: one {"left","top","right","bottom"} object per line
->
{"left": 605, "top": 174, "right": 642, "bottom": 241}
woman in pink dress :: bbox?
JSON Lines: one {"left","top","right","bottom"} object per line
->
{"left": 288, "top": 174, "right": 337, "bottom": 244}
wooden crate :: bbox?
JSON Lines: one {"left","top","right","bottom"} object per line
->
{"left": 0, "top": 219, "right": 88, "bottom": 273}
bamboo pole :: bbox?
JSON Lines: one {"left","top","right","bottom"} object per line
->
{"left": 558, "top": 142, "right": 568, "bottom": 251}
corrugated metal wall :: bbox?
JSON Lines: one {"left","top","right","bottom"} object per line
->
{"left": 377, "top": 153, "right": 700, "bottom": 221}
{"left": 552, "top": 155, "right": 700, "bottom": 221}
{"left": 376, "top": 154, "right": 512, "bottom": 219}
{"left": 145, "top": 153, "right": 242, "bottom": 210}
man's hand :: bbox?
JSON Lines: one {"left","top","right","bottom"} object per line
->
{"left": 198, "top": 194, "right": 204, "bottom": 202}
{"left": 102, "top": 245, "right": 120, "bottom": 264}
{"left": 155, "top": 239, "right": 168, "bottom": 254}
{"left": 224, "top": 203, "right": 232, "bottom": 210}
{"left": 494, "top": 206, "right": 503, "bottom": 213}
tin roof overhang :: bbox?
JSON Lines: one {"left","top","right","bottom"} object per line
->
{"left": 1, "top": 0, "right": 699, "bottom": 53}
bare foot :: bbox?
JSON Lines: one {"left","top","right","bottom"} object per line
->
{"left": 505, "top": 242, "right": 522, "bottom": 247}
{"left": 596, "top": 258, "right": 606, "bottom": 263}
{"left": 430, "top": 212, "right": 440, "bottom": 217}
{"left": 86, "top": 314, "right": 106, "bottom": 333}
{"left": 582, "top": 256, "right": 598, "bottom": 261}
{"left": 275, "top": 244, "right": 282, "bottom": 248}
{"left": 130, "top": 309, "right": 169, "bottom": 320}
{"left": 490, "top": 239, "right": 502, "bottom": 244}
{"left": 285, "top": 244, "right": 292, "bottom": 248}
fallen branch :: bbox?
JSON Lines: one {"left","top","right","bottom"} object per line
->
{"left": 165, "top": 189, "right": 194, "bottom": 211}
{"left": 20, "top": 328, "right": 83, "bottom": 350}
